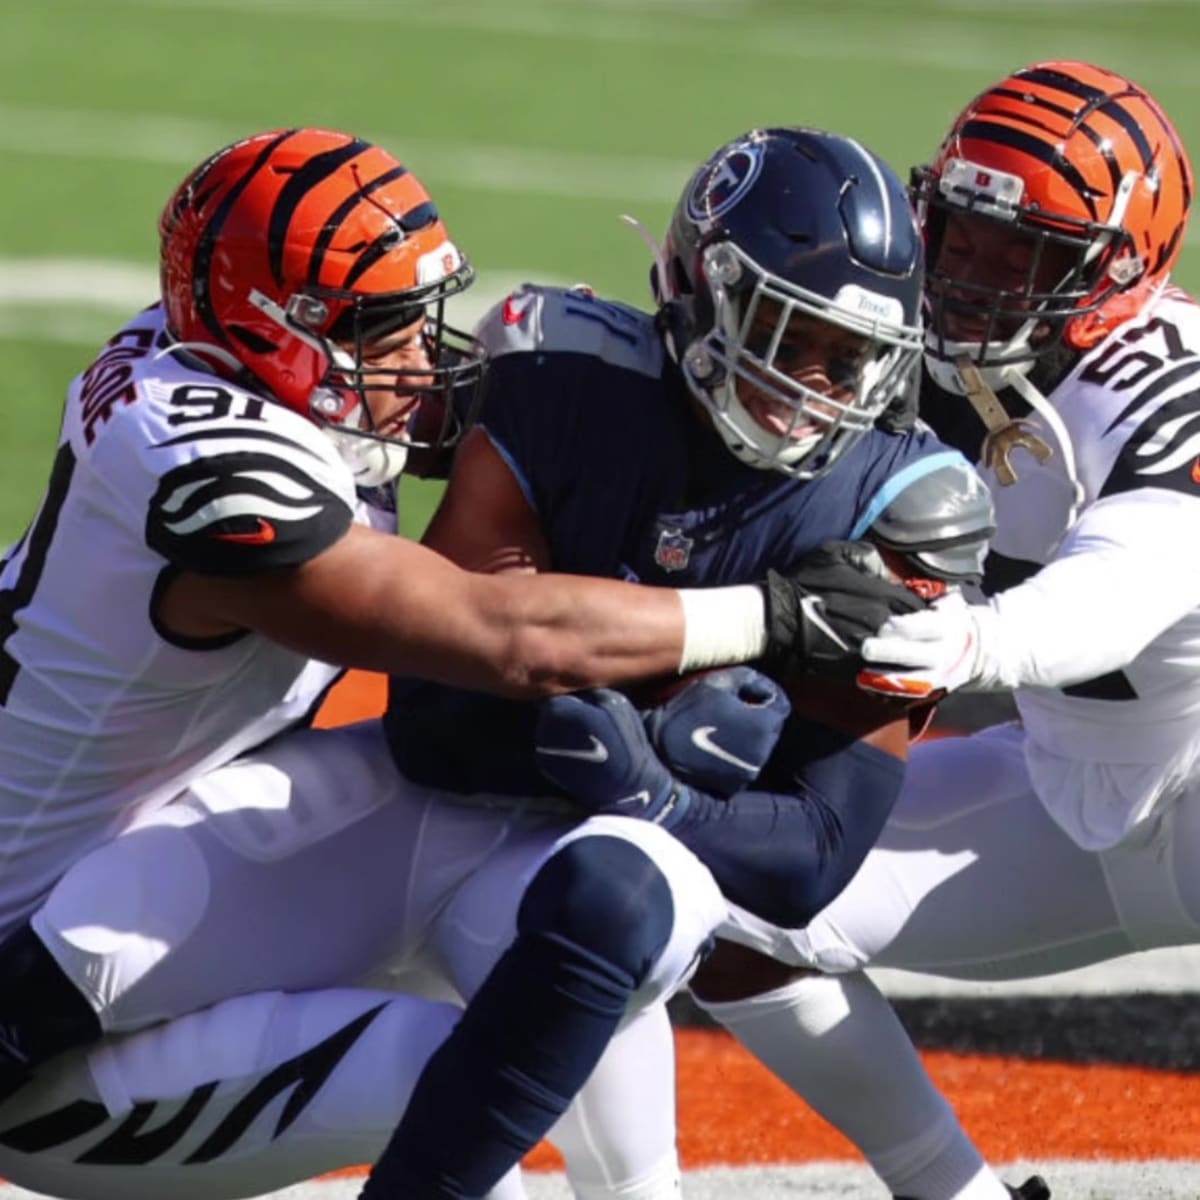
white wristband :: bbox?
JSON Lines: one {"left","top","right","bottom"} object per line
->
{"left": 677, "top": 585, "right": 768, "bottom": 672}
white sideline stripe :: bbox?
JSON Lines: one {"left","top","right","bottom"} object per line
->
{"left": 81, "top": 0, "right": 1200, "bottom": 84}
{"left": 1, "top": 100, "right": 1197, "bottom": 249}
{"left": 0, "top": 259, "right": 568, "bottom": 346}
{"left": 871, "top": 943, "right": 1200, "bottom": 998}
{"left": 0, "top": 102, "right": 693, "bottom": 203}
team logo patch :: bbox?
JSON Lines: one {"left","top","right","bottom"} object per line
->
{"left": 654, "top": 527, "right": 694, "bottom": 573}
{"left": 686, "top": 142, "right": 764, "bottom": 223}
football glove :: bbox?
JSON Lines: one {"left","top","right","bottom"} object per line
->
{"left": 643, "top": 666, "right": 790, "bottom": 797}
{"left": 762, "top": 541, "right": 930, "bottom": 679}
{"left": 857, "top": 590, "right": 984, "bottom": 699}
{"left": 535, "top": 688, "right": 693, "bottom": 830}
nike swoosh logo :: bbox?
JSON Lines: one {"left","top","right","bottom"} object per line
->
{"left": 690, "top": 726, "right": 758, "bottom": 773}
{"left": 535, "top": 735, "right": 609, "bottom": 764}
{"left": 501, "top": 295, "right": 528, "bottom": 326}
{"left": 798, "top": 594, "right": 849, "bottom": 650}
{"left": 614, "top": 790, "right": 651, "bottom": 812}
{"left": 212, "top": 516, "right": 277, "bottom": 545}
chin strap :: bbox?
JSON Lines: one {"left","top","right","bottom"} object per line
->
{"left": 955, "top": 354, "right": 1052, "bottom": 487}
{"left": 955, "top": 354, "right": 1084, "bottom": 529}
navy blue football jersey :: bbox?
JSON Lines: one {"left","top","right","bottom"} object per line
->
{"left": 386, "top": 286, "right": 970, "bottom": 795}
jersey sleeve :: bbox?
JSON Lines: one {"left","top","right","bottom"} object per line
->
{"left": 978, "top": 486, "right": 1200, "bottom": 690}
{"left": 1097, "top": 383, "right": 1200, "bottom": 500}
{"left": 471, "top": 284, "right": 666, "bottom": 525}
{"left": 98, "top": 387, "right": 356, "bottom": 577}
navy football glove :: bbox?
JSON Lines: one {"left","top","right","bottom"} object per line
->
{"left": 643, "top": 667, "right": 790, "bottom": 797}
{"left": 535, "top": 689, "right": 692, "bottom": 830}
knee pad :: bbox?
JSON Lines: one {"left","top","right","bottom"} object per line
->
{"left": 0, "top": 923, "right": 101, "bottom": 1097}
{"left": 517, "top": 835, "right": 675, "bottom": 989}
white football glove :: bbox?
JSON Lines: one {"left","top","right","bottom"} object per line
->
{"left": 856, "top": 590, "right": 986, "bottom": 699}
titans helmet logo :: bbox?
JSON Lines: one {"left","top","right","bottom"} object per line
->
{"left": 686, "top": 141, "right": 764, "bottom": 223}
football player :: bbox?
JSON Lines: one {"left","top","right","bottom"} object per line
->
{"left": 684, "top": 61, "right": 1198, "bottom": 1200}
{"left": 0, "top": 127, "right": 938, "bottom": 1198}
{"left": 359, "top": 125, "right": 995, "bottom": 1199}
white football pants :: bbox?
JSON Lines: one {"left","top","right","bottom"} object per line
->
{"left": 0, "top": 719, "right": 722, "bottom": 1199}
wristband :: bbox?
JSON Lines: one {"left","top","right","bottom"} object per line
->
{"left": 677, "top": 585, "right": 768, "bottom": 672}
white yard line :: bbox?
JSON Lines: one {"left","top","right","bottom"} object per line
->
{"left": 78, "top": 0, "right": 1200, "bottom": 85}
{"left": 0, "top": 103, "right": 692, "bottom": 203}
{"left": 0, "top": 259, "right": 565, "bottom": 345}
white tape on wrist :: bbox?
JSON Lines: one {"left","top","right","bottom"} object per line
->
{"left": 677, "top": 585, "right": 768, "bottom": 672}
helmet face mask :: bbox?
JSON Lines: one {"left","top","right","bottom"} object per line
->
{"left": 915, "top": 61, "right": 1194, "bottom": 396}
{"left": 685, "top": 239, "right": 921, "bottom": 477}
{"left": 159, "top": 129, "right": 486, "bottom": 486}
{"left": 657, "top": 127, "right": 924, "bottom": 480}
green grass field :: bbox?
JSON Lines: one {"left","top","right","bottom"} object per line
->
{"left": 2, "top": 0, "right": 1198, "bottom": 539}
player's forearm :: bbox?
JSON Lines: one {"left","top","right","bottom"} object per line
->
{"left": 241, "top": 530, "right": 770, "bottom": 698}
{"left": 980, "top": 489, "right": 1200, "bottom": 690}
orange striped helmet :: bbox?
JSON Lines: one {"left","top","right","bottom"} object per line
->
{"left": 159, "top": 128, "right": 484, "bottom": 481}
{"left": 912, "top": 61, "right": 1193, "bottom": 388}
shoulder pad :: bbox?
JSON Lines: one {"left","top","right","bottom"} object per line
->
{"left": 870, "top": 456, "right": 996, "bottom": 582}
{"left": 474, "top": 284, "right": 663, "bottom": 379}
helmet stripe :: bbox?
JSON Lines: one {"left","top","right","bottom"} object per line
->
{"left": 845, "top": 137, "right": 893, "bottom": 255}
{"left": 305, "top": 164, "right": 409, "bottom": 287}
{"left": 192, "top": 129, "right": 299, "bottom": 349}
{"left": 1018, "top": 68, "right": 1155, "bottom": 173}
{"left": 958, "top": 119, "right": 1100, "bottom": 218}
{"left": 988, "top": 86, "right": 1123, "bottom": 194}
{"left": 341, "top": 202, "right": 440, "bottom": 290}
{"left": 267, "top": 137, "right": 370, "bottom": 287}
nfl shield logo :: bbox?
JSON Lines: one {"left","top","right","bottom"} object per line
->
{"left": 654, "top": 527, "right": 693, "bottom": 573}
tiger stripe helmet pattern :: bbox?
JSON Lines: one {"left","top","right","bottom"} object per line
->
{"left": 159, "top": 128, "right": 485, "bottom": 480}
{"left": 914, "top": 60, "right": 1194, "bottom": 378}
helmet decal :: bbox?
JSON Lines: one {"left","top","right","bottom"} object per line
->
{"left": 686, "top": 141, "right": 766, "bottom": 224}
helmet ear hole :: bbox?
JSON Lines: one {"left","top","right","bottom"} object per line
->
{"left": 227, "top": 325, "right": 278, "bottom": 356}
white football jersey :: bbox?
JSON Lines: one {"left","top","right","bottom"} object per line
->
{"left": 973, "top": 287, "right": 1200, "bottom": 848}
{"left": 0, "top": 305, "right": 381, "bottom": 934}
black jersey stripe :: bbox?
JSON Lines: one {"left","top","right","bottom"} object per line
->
{"left": 1102, "top": 358, "right": 1200, "bottom": 435}
{"left": 150, "top": 425, "right": 328, "bottom": 464}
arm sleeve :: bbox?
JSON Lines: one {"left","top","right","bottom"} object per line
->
{"left": 973, "top": 487, "right": 1200, "bottom": 690}
{"left": 668, "top": 722, "right": 906, "bottom": 928}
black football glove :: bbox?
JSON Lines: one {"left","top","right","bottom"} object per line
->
{"left": 761, "top": 540, "right": 928, "bottom": 679}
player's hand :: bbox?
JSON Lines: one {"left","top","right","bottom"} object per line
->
{"left": 762, "top": 541, "right": 929, "bottom": 679}
{"left": 643, "top": 667, "right": 790, "bottom": 797}
{"left": 857, "top": 590, "right": 982, "bottom": 699}
{"left": 535, "top": 689, "right": 692, "bottom": 830}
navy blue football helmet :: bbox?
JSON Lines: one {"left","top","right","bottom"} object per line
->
{"left": 654, "top": 127, "right": 924, "bottom": 478}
